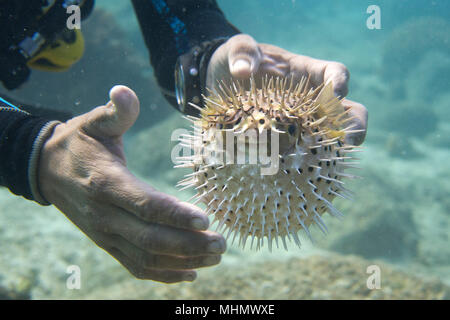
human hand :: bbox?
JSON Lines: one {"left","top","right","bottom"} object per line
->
{"left": 38, "top": 86, "right": 226, "bottom": 283}
{"left": 207, "top": 34, "right": 367, "bottom": 145}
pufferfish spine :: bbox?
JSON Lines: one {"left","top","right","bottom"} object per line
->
{"left": 176, "top": 76, "right": 362, "bottom": 251}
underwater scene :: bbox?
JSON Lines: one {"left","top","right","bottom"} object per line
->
{"left": 0, "top": 0, "right": 449, "bottom": 300}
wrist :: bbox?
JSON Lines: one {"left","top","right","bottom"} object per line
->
{"left": 28, "top": 121, "right": 61, "bottom": 205}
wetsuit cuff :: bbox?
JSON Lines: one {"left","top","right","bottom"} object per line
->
{"left": 28, "top": 120, "right": 60, "bottom": 206}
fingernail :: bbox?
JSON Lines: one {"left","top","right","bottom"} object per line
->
{"left": 208, "top": 239, "right": 225, "bottom": 254}
{"left": 191, "top": 217, "right": 208, "bottom": 230}
{"left": 183, "top": 272, "right": 197, "bottom": 282}
{"left": 232, "top": 59, "right": 251, "bottom": 73}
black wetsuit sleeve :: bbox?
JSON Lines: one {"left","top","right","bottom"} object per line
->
{"left": 131, "top": 0, "right": 240, "bottom": 101}
{"left": 0, "top": 103, "right": 51, "bottom": 201}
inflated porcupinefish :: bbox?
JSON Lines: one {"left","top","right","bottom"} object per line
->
{"left": 176, "top": 76, "right": 362, "bottom": 251}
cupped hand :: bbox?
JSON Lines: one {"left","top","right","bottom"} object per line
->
{"left": 38, "top": 86, "right": 226, "bottom": 283}
{"left": 207, "top": 34, "right": 368, "bottom": 145}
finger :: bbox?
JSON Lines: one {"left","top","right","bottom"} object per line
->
{"left": 323, "top": 62, "right": 350, "bottom": 98}
{"left": 256, "top": 44, "right": 292, "bottom": 78}
{"left": 257, "top": 55, "right": 290, "bottom": 78}
{"left": 108, "top": 247, "right": 197, "bottom": 283}
{"left": 104, "top": 203, "right": 226, "bottom": 256}
{"left": 103, "top": 168, "right": 210, "bottom": 231}
{"left": 77, "top": 229, "right": 196, "bottom": 282}
{"left": 289, "top": 56, "right": 349, "bottom": 97}
{"left": 82, "top": 85, "right": 140, "bottom": 138}
{"left": 133, "top": 186, "right": 210, "bottom": 231}
{"left": 341, "top": 98, "right": 368, "bottom": 146}
{"left": 110, "top": 234, "right": 221, "bottom": 270}
{"left": 227, "top": 34, "right": 262, "bottom": 78}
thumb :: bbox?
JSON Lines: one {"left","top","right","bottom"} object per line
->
{"left": 227, "top": 34, "right": 262, "bottom": 78}
{"left": 83, "top": 85, "right": 140, "bottom": 138}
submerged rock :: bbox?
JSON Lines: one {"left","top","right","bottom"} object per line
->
{"left": 0, "top": 278, "right": 32, "bottom": 300}
{"left": 80, "top": 254, "right": 449, "bottom": 299}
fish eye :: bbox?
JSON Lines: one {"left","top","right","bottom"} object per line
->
{"left": 288, "top": 124, "right": 296, "bottom": 135}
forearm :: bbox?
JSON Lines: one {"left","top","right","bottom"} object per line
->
{"left": 131, "top": 0, "right": 240, "bottom": 104}
{"left": 0, "top": 100, "right": 59, "bottom": 205}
